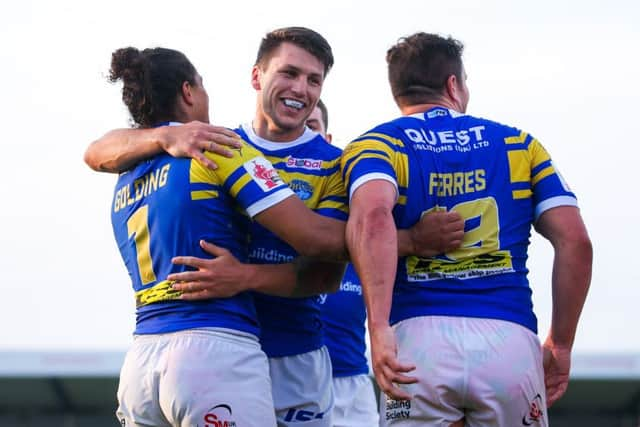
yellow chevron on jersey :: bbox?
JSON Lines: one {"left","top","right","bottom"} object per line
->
{"left": 341, "top": 107, "right": 579, "bottom": 333}
{"left": 506, "top": 135, "right": 556, "bottom": 200}
{"left": 191, "top": 190, "right": 219, "bottom": 200}
{"left": 342, "top": 136, "right": 410, "bottom": 195}
{"left": 529, "top": 139, "right": 553, "bottom": 171}
{"left": 504, "top": 131, "right": 528, "bottom": 145}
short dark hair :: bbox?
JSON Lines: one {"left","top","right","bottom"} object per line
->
{"left": 255, "top": 27, "right": 334, "bottom": 75}
{"left": 316, "top": 99, "right": 329, "bottom": 131}
{"left": 386, "top": 33, "right": 464, "bottom": 107}
{"left": 109, "top": 47, "right": 197, "bottom": 128}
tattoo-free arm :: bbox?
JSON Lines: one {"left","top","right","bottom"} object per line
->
{"left": 169, "top": 240, "right": 344, "bottom": 298}
{"left": 346, "top": 179, "right": 417, "bottom": 401}
{"left": 84, "top": 121, "right": 242, "bottom": 173}
{"left": 535, "top": 205, "right": 592, "bottom": 406}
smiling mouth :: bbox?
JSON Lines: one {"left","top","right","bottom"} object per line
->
{"left": 283, "top": 98, "right": 305, "bottom": 110}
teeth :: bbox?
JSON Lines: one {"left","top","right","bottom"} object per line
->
{"left": 284, "top": 99, "right": 304, "bottom": 109}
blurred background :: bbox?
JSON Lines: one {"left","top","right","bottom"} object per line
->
{"left": 0, "top": 0, "right": 638, "bottom": 425}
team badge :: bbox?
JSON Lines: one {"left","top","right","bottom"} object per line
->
{"left": 244, "top": 157, "right": 285, "bottom": 192}
{"left": 289, "top": 179, "right": 314, "bottom": 200}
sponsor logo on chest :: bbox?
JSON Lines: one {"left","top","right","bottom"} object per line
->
{"left": 286, "top": 156, "right": 323, "bottom": 170}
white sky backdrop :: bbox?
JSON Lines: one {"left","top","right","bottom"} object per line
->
{"left": 0, "top": 0, "right": 638, "bottom": 353}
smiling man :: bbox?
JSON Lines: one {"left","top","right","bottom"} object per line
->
{"left": 84, "top": 28, "right": 466, "bottom": 427}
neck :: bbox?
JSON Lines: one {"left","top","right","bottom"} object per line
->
{"left": 252, "top": 111, "right": 305, "bottom": 143}
{"left": 400, "top": 99, "right": 460, "bottom": 116}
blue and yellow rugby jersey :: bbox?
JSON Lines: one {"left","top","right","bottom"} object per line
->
{"left": 341, "top": 107, "right": 577, "bottom": 333}
{"left": 111, "top": 133, "right": 293, "bottom": 336}
{"left": 235, "top": 123, "right": 348, "bottom": 357}
{"left": 319, "top": 264, "right": 369, "bottom": 377}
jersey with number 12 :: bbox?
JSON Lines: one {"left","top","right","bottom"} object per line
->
{"left": 341, "top": 107, "right": 577, "bottom": 333}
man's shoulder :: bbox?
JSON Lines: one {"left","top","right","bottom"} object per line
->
{"left": 456, "top": 112, "right": 525, "bottom": 138}
{"left": 294, "top": 133, "right": 343, "bottom": 162}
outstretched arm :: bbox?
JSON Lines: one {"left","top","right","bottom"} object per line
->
{"left": 347, "top": 179, "right": 417, "bottom": 401}
{"left": 169, "top": 240, "right": 345, "bottom": 298}
{"left": 84, "top": 121, "right": 242, "bottom": 172}
{"left": 535, "top": 206, "right": 592, "bottom": 407}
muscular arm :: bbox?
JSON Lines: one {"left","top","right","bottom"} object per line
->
{"left": 535, "top": 205, "right": 592, "bottom": 406}
{"left": 346, "top": 179, "right": 416, "bottom": 400}
{"left": 84, "top": 122, "right": 242, "bottom": 172}
{"left": 256, "top": 196, "right": 463, "bottom": 261}
{"left": 169, "top": 241, "right": 345, "bottom": 299}
{"left": 254, "top": 196, "right": 348, "bottom": 260}
{"left": 84, "top": 127, "right": 165, "bottom": 172}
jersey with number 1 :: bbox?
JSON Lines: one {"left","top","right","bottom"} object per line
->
{"left": 111, "top": 136, "right": 293, "bottom": 336}
{"left": 341, "top": 107, "right": 578, "bottom": 333}
{"left": 235, "top": 123, "right": 349, "bottom": 358}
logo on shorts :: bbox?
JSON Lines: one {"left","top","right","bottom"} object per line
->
{"left": 203, "top": 404, "right": 236, "bottom": 427}
{"left": 289, "top": 179, "right": 314, "bottom": 200}
{"left": 522, "top": 394, "right": 544, "bottom": 425}
{"left": 245, "top": 157, "right": 285, "bottom": 192}
{"left": 283, "top": 408, "right": 326, "bottom": 422}
{"left": 385, "top": 397, "right": 411, "bottom": 421}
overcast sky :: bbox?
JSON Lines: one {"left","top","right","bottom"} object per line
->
{"left": 0, "top": 0, "right": 638, "bottom": 354}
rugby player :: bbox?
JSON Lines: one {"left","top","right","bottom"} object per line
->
{"left": 86, "top": 30, "right": 464, "bottom": 427}
{"left": 343, "top": 32, "right": 592, "bottom": 426}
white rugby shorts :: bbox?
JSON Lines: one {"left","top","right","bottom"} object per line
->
{"left": 380, "top": 316, "right": 547, "bottom": 427}
{"left": 332, "top": 373, "right": 379, "bottom": 427}
{"left": 116, "top": 327, "right": 276, "bottom": 427}
{"left": 268, "top": 346, "right": 334, "bottom": 427}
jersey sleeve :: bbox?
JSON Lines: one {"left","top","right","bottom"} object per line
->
{"left": 341, "top": 127, "right": 407, "bottom": 202}
{"left": 504, "top": 130, "right": 577, "bottom": 221}
{"left": 315, "top": 156, "right": 349, "bottom": 221}
{"left": 191, "top": 140, "right": 294, "bottom": 217}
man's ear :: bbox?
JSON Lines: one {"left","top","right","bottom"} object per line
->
{"left": 251, "top": 65, "right": 262, "bottom": 90}
{"left": 445, "top": 74, "right": 458, "bottom": 101}
{"left": 181, "top": 81, "right": 195, "bottom": 106}
{"left": 325, "top": 133, "right": 333, "bottom": 144}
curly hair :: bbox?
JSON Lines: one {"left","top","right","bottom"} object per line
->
{"left": 109, "top": 47, "right": 197, "bottom": 127}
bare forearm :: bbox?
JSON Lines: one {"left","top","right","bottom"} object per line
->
{"left": 246, "top": 263, "right": 298, "bottom": 297}
{"left": 548, "top": 236, "right": 593, "bottom": 348}
{"left": 255, "top": 196, "right": 348, "bottom": 261}
{"left": 247, "top": 259, "right": 345, "bottom": 297}
{"left": 348, "top": 207, "right": 397, "bottom": 329}
{"left": 84, "top": 127, "right": 165, "bottom": 172}
{"left": 291, "top": 258, "right": 346, "bottom": 297}
{"left": 396, "top": 229, "right": 415, "bottom": 257}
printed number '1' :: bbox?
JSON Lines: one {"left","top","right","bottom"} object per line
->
{"left": 127, "top": 205, "right": 157, "bottom": 285}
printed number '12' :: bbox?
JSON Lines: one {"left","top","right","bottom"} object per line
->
{"left": 127, "top": 205, "right": 157, "bottom": 285}
{"left": 424, "top": 197, "right": 500, "bottom": 260}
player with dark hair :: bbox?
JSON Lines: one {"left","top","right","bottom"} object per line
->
{"left": 343, "top": 32, "right": 592, "bottom": 426}
{"left": 104, "top": 46, "right": 354, "bottom": 427}
{"left": 86, "top": 30, "right": 464, "bottom": 427}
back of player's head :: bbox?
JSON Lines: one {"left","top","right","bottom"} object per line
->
{"left": 387, "top": 33, "right": 464, "bottom": 107}
{"left": 316, "top": 99, "right": 329, "bottom": 131}
{"left": 109, "top": 47, "right": 197, "bottom": 128}
{"left": 255, "top": 27, "right": 334, "bottom": 75}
